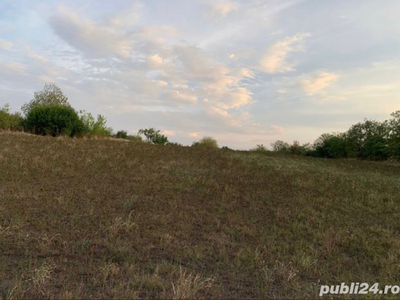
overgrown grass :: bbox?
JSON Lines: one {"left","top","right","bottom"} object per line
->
{"left": 1, "top": 132, "right": 400, "bottom": 299}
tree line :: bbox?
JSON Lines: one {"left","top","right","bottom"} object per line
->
{"left": 1, "top": 83, "right": 398, "bottom": 160}
{"left": 0, "top": 83, "right": 220, "bottom": 148}
{"left": 270, "top": 111, "right": 400, "bottom": 161}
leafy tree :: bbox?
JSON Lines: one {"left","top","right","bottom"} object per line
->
{"left": 346, "top": 119, "right": 389, "bottom": 158}
{"left": 138, "top": 128, "right": 169, "bottom": 145}
{"left": 270, "top": 140, "right": 290, "bottom": 153}
{"left": 388, "top": 111, "right": 400, "bottom": 158}
{"left": 25, "top": 105, "right": 84, "bottom": 137}
{"left": 192, "top": 136, "right": 219, "bottom": 148}
{"left": 22, "top": 83, "right": 70, "bottom": 116}
{"left": 0, "top": 103, "right": 24, "bottom": 131}
{"left": 79, "top": 111, "right": 112, "bottom": 137}
{"left": 289, "top": 140, "right": 303, "bottom": 155}
{"left": 313, "top": 133, "right": 348, "bottom": 158}
{"left": 362, "top": 135, "right": 389, "bottom": 160}
{"left": 251, "top": 144, "right": 269, "bottom": 152}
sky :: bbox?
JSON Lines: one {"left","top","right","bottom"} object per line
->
{"left": 1, "top": 0, "right": 399, "bottom": 149}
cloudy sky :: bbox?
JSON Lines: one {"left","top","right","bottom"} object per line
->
{"left": 1, "top": 0, "right": 399, "bottom": 148}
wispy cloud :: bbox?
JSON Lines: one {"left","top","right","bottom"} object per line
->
{"left": 0, "top": 39, "right": 13, "bottom": 51}
{"left": 49, "top": 6, "right": 133, "bottom": 59}
{"left": 301, "top": 71, "right": 339, "bottom": 95}
{"left": 206, "top": 0, "right": 240, "bottom": 18}
{"left": 259, "top": 33, "right": 310, "bottom": 74}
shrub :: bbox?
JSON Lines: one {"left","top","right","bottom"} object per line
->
{"left": 167, "top": 142, "right": 183, "bottom": 146}
{"left": 114, "top": 131, "right": 143, "bottom": 142}
{"left": 138, "top": 128, "right": 169, "bottom": 145}
{"left": 79, "top": 111, "right": 112, "bottom": 137}
{"left": 115, "top": 130, "right": 128, "bottom": 139}
{"left": 127, "top": 135, "right": 143, "bottom": 142}
{"left": 192, "top": 137, "right": 218, "bottom": 149}
{"left": 22, "top": 83, "right": 70, "bottom": 116}
{"left": 0, "top": 103, "right": 24, "bottom": 131}
{"left": 271, "top": 140, "right": 290, "bottom": 153}
{"left": 221, "top": 146, "right": 233, "bottom": 151}
{"left": 251, "top": 144, "right": 269, "bottom": 153}
{"left": 289, "top": 141, "right": 302, "bottom": 155}
{"left": 25, "top": 105, "right": 84, "bottom": 137}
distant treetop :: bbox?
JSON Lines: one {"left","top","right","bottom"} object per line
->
{"left": 21, "top": 83, "right": 70, "bottom": 116}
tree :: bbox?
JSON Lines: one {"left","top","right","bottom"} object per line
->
{"left": 346, "top": 119, "right": 390, "bottom": 159}
{"left": 0, "top": 103, "right": 24, "bottom": 131}
{"left": 138, "top": 128, "right": 169, "bottom": 145}
{"left": 22, "top": 83, "right": 70, "bottom": 116}
{"left": 271, "top": 140, "right": 290, "bottom": 153}
{"left": 251, "top": 144, "right": 269, "bottom": 153}
{"left": 313, "top": 133, "right": 348, "bottom": 158}
{"left": 79, "top": 111, "right": 112, "bottom": 137}
{"left": 388, "top": 111, "right": 400, "bottom": 158}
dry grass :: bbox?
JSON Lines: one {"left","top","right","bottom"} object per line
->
{"left": 1, "top": 132, "right": 400, "bottom": 298}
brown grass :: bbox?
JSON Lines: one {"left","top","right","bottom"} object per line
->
{"left": 1, "top": 132, "right": 400, "bottom": 298}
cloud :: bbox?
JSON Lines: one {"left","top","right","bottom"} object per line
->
{"left": 0, "top": 61, "right": 27, "bottom": 76}
{"left": 188, "top": 132, "right": 199, "bottom": 138}
{"left": 229, "top": 53, "right": 237, "bottom": 60}
{"left": 270, "top": 125, "right": 285, "bottom": 134}
{"left": 109, "top": 3, "right": 143, "bottom": 29}
{"left": 147, "top": 54, "right": 163, "bottom": 67}
{"left": 0, "top": 39, "right": 13, "bottom": 50}
{"left": 206, "top": 1, "right": 240, "bottom": 18}
{"left": 162, "top": 129, "right": 175, "bottom": 136}
{"left": 49, "top": 6, "right": 133, "bottom": 59}
{"left": 301, "top": 71, "right": 339, "bottom": 95}
{"left": 259, "top": 33, "right": 310, "bottom": 73}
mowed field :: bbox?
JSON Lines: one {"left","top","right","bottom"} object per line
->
{"left": 1, "top": 132, "right": 400, "bottom": 299}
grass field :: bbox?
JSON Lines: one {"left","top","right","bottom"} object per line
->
{"left": 1, "top": 132, "right": 400, "bottom": 299}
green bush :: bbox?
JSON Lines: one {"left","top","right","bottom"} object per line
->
{"left": 0, "top": 104, "right": 24, "bottom": 131}
{"left": 251, "top": 144, "right": 269, "bottom": 153}
{"left": 192, "top": 137, "right": 218, "bottom": 148}
{"left": 138, "top": 128, "right": 169, "bottom": 145}
{"left": 114, "top": 130, "right": 143, "bottom": 142}
{"left": 115, "top": 130, "right": 128, "bottom": 139}
{"left": 79, "top": 111, "right": 112, "bottom": 137}
{"left": 25, "top": 105, "right": 84, "bottom": 137}
{"left": 271, "top": 140, "right": 290, "bottom": 153}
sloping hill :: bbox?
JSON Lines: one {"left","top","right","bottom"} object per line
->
{"left": 1, "top": 132, "right": 400, "bottom": 299}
